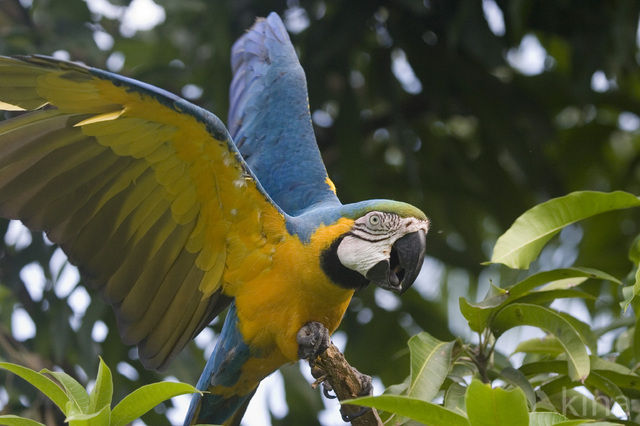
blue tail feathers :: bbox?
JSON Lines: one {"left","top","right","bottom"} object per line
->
{"left": 184, "top": 302, "right": 254, "bottom": 425}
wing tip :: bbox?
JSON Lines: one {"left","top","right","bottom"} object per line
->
{"left": 231, "top": 12, "right": 290, "bottom": 65}
{"left": 265, "top": 12, "right": 289, "bottom": 41}
{"left": 0, "top": 100, "right": 26, "bottom": 111}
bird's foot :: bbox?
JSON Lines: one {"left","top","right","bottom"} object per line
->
{"left": 309, "top": 365, "right": 337, "bottom": 399}
{"left": 340, "top": 370, "right": 373, "bottom": 422}
{"left": 313, "top": 377, "right": 336, "bottom": 399}
{"left": 341, "top": 406, "right": 371, "bottom": 422}
{"left": 297, "top": 321, "right": 330, "bottom": 363}
{"left": 323, "top": 382, "right": 337, "bottom": 399}
{"left": 355, "top": 370, "right": 373, "bottom": 396}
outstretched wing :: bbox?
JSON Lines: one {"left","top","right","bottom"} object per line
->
{"left": 0, "top": 56, "right": 287, "bottom": 369}
{"left": 229, "top": 12, "right": 340, "bottom": 216}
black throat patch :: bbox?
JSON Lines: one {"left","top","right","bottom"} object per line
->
{"left": 320, "top": 235, "right": 370, "bottom": 290}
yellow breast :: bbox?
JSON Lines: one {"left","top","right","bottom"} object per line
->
{"left": 225, "top": 217, "right": 355, "bottom": 361}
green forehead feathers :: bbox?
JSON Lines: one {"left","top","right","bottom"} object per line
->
{"left": 340, "top": 199, "right": 427, "bottom": 221}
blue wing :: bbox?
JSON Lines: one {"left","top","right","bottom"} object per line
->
{"left": 229, "top": 12, "right": 341, "bottom": 216}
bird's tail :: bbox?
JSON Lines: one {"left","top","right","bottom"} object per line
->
{"left": 183, "top": 302, "right": 257, "bottom": 425}
{"left": 185, "top": 388, "right": 256, "bottom": 426}
{"left": 221, "top": 394, "right": 255, "bottom": 426}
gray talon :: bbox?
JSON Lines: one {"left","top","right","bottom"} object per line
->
{"left": 323, "top": 382, "right": 337, "bottom": 399}
{"left": 297, "top": 321, "right": 330, "bottom": 361}
{"left": 341, "top": 406, "right": 370, "bottom": 422}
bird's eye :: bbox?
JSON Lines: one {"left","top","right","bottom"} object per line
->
{"left": 368, "top": 214, "right": 381, "bottom": 227}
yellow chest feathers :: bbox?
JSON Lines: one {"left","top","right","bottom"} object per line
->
{"left": 223, "top": 218, "right": 356, "bottom": 361}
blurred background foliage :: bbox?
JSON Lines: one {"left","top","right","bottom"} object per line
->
{"left": 1, "top": 0, "right": 640, "bottom": 424}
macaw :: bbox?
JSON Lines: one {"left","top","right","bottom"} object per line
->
{"left": 0, "top": 12, "right": 429, "bottom": 425}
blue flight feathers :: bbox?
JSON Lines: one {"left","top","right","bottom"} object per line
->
{"left": 229, "top": 12, "right": 340, "bottom": 216}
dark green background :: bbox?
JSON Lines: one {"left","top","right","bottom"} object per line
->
{"left": 1, "top": 0, "right": 639, "bottom": 424}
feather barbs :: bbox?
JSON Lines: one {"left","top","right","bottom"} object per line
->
{"left": 0, "top": 55, "right": 288, "bottom": 368}
{"left": 73, "top": 108, "right": 126, "bottom": 127}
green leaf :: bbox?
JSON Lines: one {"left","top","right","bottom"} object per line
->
{"left": 622, "top": 281, "right": 638, "bottom": 311}
{"left": 517, "top": 289, "right": 596, "bottom": 306}
{"left": 539, "top": 277, "right": 589, "bottom": 291}
{"left": 510, "top": 268, "right": 620, "bottom": 296}
{"left": 547, "top": 389, "right": 612, "bottom": 419}
{"left": 491, "top": 304, "right": 590, "bottom": 381}
{"left": 406, "top": 332, "right": 457, "bottom": 401}
{"left": 520, "top": 360, "right": 567, "bottom": 377}
{"left": 584, "top": 372, "right": 628, "bottom": 415}
{"left": 344, "top": 395, "right": 470, "bottom": 426}
{"left": 499, "top": 367, "right": 536, "bottom": 409}
{"left": 631, "top": 265, "right": 640, "bottom": 307}
{"left": 66, "top": 404, "right": 110, "bottom": 426}
{"left": 88, "top": 357, "right": 113, "bottom": 413}
{"left": 444, "top": 382, "right": 468, "bottom": 414}
{"left": 556, "top": 312, "right": 598, "bottom": 354}
{"left": 460, "top": 267, "right": 617, "bottom": 332}
{"left": 465, "top": 379, "right": 529, "bottom": 426}
{"left": 0, "top": 362, "right": 68, "bottom": 413}
{"left": 537, "top": 374, "right": 625, "bottom": 420}
{"left": 581, "top": 423, "right": 627, "bottom": 426}
{"left": 528, "top": 412, "right": 568, "bottom": 426}
{"left": 110, "top": 381, "right": 200, "bottom": 426}
{"left": 0, "top": 415, "right": 46, "bottom": 426}
{"left": 384, "top": 377, "right": 409, "bottom": 395}
{"left": 514, "top": 336, "right": 565, "bottom": 356}
{"left": 459, "top": 296, "right": 506, "bottom": 333}
{"left": 43, "top": 369, "right": 90, "bottom": 414}
{"left": 589, "top": 356, "right": 633, "bottom": 375}
{"left": 634, "top": 321, "right": 640, "bottom": 361}
{"left": 520, "top": 356, "right": 639, "bottom": 398}
{"left": 629, "top": 232, "right": 640, "bottom": 265}
{"left": 490, "top": 191, "right": 640, "bottom": 269}
{"left": 592, "top": 369, "right": 640, "bottom": 397}
{"left": 538, "top": 375, "right": 575, "bottom": 399}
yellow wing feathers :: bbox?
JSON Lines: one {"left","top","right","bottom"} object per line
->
{"left": 0, "top": 56, "right": 285, "bottom": 368}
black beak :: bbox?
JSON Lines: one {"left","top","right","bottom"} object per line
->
{"left": 365, "top": 230, "right": 426, "bottom": 294}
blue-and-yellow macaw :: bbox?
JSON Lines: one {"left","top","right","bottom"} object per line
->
{"left": 0, "top": 12, "right": 429, "bottom": 425}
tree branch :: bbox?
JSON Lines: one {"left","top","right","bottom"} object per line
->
{"left": 304, "top": 342, "right": 383, "bottom": 426}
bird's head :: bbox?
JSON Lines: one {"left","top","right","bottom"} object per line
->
{"left": 321, "top": 201, "right": 429, "bottom": 294}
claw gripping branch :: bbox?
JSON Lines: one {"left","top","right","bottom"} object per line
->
{"left": 297, "top": 322, "right": 383, "bottom": 426}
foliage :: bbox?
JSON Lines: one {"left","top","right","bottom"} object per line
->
{"left": 490, "top": 191, "right": 640, "bottom": 269}
{"left": 0, "top": 358, "right": 199, "bottom": 425}
{"left": 1, "top": 0, "right": 640, "bottom": 424}
{"left": 347, "top": 191, "right": 640, "bottom": 425}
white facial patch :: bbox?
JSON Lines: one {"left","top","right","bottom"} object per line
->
{"left": 336, "top": 234, "right": 391, "bottom": 276}
{"left": 336, "top": 211, "right": 429, "bottom": 277}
